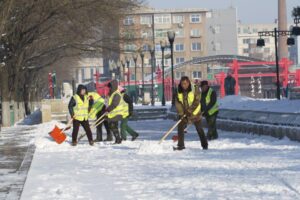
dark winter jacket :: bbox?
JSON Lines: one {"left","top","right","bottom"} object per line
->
{"left": 107, "top": 80, "right": 122, "bottom": 122}
{"left": 68, "top": 84, "right": 89, "bottom": 118}
{"left": 225, "top": 75, "right": 236, "bottom": 95}
{"left": 201, "top": 87, "right": 218, "bottom": 117}
{"left": 123, "top": 93, "right": 133, "bottom": 116}
{"left": 175, "top": 82, "right": 201, "bottom": 123}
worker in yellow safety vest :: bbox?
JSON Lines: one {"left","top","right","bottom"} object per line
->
{"left": 68, "top": 84, "right": 94, "bottom": 146}
{"left": 88, "top": 91, "right": 112, "bottom": 142}
{"left": 174, "top": 76, "right": 208, "bottom": 151}
{"left": 200, "top": 80, "right": 219, "bottom": 140}
{"left": 106, "top": 80, "right": 128, "bottom": 144}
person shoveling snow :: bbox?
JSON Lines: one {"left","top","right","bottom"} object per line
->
{"left": 173, "top": 76, "right": 208, "bottom": 151}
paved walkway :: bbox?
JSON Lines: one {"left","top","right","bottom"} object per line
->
{"left": 0, "top": 111, "right": 40, "bottom": 200}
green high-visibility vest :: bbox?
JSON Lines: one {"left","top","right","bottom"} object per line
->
{"left": 205, "top": 88, "right": 219, "bottom": 116}
{"left": 107, "top": 90, "right": 129, "bottom": 119}
{"left": 177, "top": 86, "right": 201, "bottom": 116}
{"left": 88, "top": 92, "right": 105, "bottom": 119}
{"left": 73, "top": 94, "right": 89, "bottom": 121}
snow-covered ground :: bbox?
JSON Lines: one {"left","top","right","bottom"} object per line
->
{"left": 219, "top": 95, "right": 300, "bottom": 113}
{"left": 20, "top": 119, "right": 300, "bottom": 200}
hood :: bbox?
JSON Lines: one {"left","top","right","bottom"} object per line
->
{"left": 108, "top": 80, "right": 118, "bottom": 94}
{"left": 76, "top": 84, "right": 88, "bottom": 95}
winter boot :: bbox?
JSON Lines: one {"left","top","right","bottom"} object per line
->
{"left": 131, "top": 134, "right": 139, "bottom": 141}
{"left": 71, "top": 141, "right": 77, "bottom": 146}
{"left": 89, "top": 140, "right": 94, "bottom": 146}
{"left": 105, "top": 132, "right": 113, "bottom": 142}
{"left": 173, "top": 146, "right": 185, "bottom": 151}
{"left": 94, "top": 129, "right": 103, "bottom": 142}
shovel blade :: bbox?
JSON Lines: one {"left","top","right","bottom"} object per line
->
{"left": 49, "top": 125, "right": 67, "bottom": 144}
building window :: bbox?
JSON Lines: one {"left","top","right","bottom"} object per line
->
{"left": 155, "top": 29, "right": 168, "bottom": 38}
{"left": 243, "top": 48, "right": 249, "bottom": 54}
{"left": 191, "top": 29, "right": 200, "bottom": 37}
{"left": 243, "top": 39, "right": 250, "bottom": 44}
{"left": 175, "top": 44, "right": 184, "bottom": 52}
{"left": 154, "top": 14, "right": 171, "bottom": 24}
{"left": 173, "top": 15, "right": 184, "bottom": 23}
{"left": 190, "top": 14, "right": 201, "bottom": 23}
{"left": 243, "top": 28, "right": 250, "bottom": 34}
{"left": 176, "top": 71, "right": 185, "bottom": 79}
{"left": 124, "top": 32, "right": 135, "bottom": 40}
{"left": 175, "top": 57, "right": 185, "bottom": 64}
{"left": 191, "top": 42, "right": 201, "bottom": 51}
{"left": 124, "top": 44, "right": 137, "bottom": 52}
{"left": 175, "top": 29, "right": 184, "bottom": 38}
{"left": 140, "top": 15, "right": 152, "bottom": 25}
{"left": 141, "top": 30, "right": 152, "bottom": 39}
{"left": 143, "top": 44, "right": 149, "bottom": 51}
{"left": 131, "top": 74, "right": 135, "bottom": 80}
{"left": 192, "top": 71, "right": 202, "bottom": 79}
{"left": 124, "top": 16, "right": 134, "bottom": 26}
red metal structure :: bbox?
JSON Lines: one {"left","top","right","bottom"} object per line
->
{"left": 215, "top": 58, "right": 300, "bottom": 98}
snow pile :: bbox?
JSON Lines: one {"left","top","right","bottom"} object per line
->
{"left": 219, "top": 95, "right": 300, "bottom": 113}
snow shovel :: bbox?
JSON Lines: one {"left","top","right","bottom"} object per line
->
{"left": 49, "top": 117, "right": 74, "bottom": 144}
{"left": 158, "top": 115, "right": 186, "bottom": 144}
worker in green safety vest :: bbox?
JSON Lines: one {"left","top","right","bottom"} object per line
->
{"left": 88, "top": 92, "right": 112, "bottom": 142}
{"left": 200, "top": 80, "right": 219, "bottom": 140}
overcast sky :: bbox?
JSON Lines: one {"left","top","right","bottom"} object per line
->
{"left": 146, "top": 0, "right": 299, "bottom": 24}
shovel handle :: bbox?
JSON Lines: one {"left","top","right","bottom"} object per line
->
{"left": 159, "top": 115, "right": 186, "bottom": 144}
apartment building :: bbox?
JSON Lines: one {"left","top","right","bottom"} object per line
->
{"left": 119, "top": 8, "right": 209, "bottom": 82}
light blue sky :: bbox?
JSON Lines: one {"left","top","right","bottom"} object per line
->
{"left": 146, "top": 0, "right": 299, "bottom": 23}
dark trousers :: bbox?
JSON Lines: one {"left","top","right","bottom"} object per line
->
{"left": 72, "top": 119, "right": 93, "bottom": 142}
{"left": 205, "top": 113, "right": 218, "bottom": 140}
{"left": 108, "top": 121, "right": 121, "bottom": 143}
{"left": 96, "top": 113, "right": 112, "bottom": 141}
{"left": 177, "top": 120, "right": 208, "bottom": 149}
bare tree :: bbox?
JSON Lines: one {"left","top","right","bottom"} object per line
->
{"left": 0, "top": 0, "right": 143, "bottom": 125}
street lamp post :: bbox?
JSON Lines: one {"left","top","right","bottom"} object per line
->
{"left": 257, "top": 28, "right": 295, "bottom": 100}
{"left": 126, "top": 56, "right": 130, "bottom": 91}
{"left": 117, "top": 60, "right": 121, "bottom": 81}
{"left": 167, "top": 31, "right": 176, "bottom": 106}
{"left": 139, "top": 50, "right": 145, "bottom": 103}
{"left": 133, "top": 54, "right": 138, "bottom": 104}
{"left": 256, "top": 9, "right": 300, "bottom": 100}
{"left": 149, "top": 45, "right": 155, "bottom": 106}
{"left": 160, "top": 40, "right": 166, "bottom": 106}
{"left": 121, "top": 60, "right": 126, "bottom": 87}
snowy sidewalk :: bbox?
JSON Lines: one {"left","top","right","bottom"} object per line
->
{"left": 21, "top": 120, "right": 300, "bottom": 200}
{"left": 0, "top": 125, "right": 36, "bottom": 200}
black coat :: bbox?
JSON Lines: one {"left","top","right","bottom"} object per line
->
{"left": 123, "top": 93, "right": 133, "bottom": 116}
{"left": 201, "top": 87, "right": 217, "bottom": 117}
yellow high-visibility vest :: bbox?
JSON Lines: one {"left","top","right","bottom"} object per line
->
{"left": 73, "top": 94, "right": 89, "bottom": 121}
{"left": 177, "top": 86, "right": 201, "bottom": 116}
{"left": 205, "top": 88, "right": 219, "bottom": 116}
{"left": 88, "top": 92, "right": 105, "bottom": 119}
{"left": 107, "top": 90, "right": 129, "bottom": 119}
